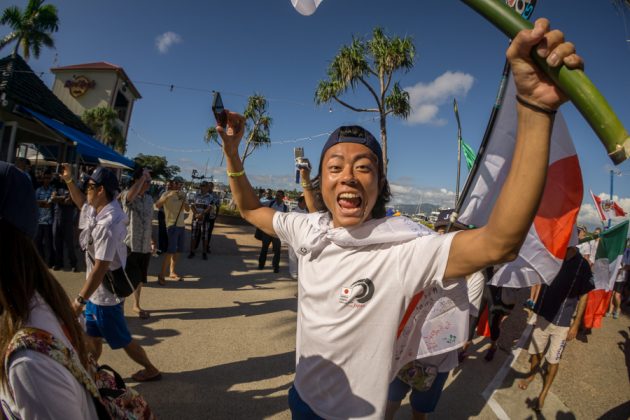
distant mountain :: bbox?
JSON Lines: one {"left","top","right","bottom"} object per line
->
{"left": 390, "top": 203, "right": 441, "bottom": 215}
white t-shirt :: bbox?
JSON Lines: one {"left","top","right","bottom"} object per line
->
{"left": 79, "top": 201, "right": 128, "bottom": 306}
{"left": 466, "top": 271, "right": 486, "bottom": 317}
{"left": 273, "top": 212, "right": 455, "bottom": 419}
{"left": 578, "top": 239, "right": 599, "bottom": 264}
{"left": 0, "top": 294, "right": 99, "bottom": 420}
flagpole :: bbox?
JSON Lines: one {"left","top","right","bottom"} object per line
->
{"left": 454, "top": 60, "right": 511, "bottom": 215}
{"left": 590, "top": 189, "right": 607, "bottom": 230}
{"left": 454, "top": 99, "right": 463, "bottom": 206}
{"left": 609, "top": 169, "right": 614, "bottom": 229}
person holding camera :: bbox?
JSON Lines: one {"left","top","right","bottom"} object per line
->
{"left": 214, "top": 18, "right": 583, "bottom": 418}
{"left": 156, "top": 176, "right": 190, "bottom": 283}
{"left": 61, "top": 164, "right": 161, "bottom": 383}
{"left": 121, "top": 168, "right": 155, "bottom": 319}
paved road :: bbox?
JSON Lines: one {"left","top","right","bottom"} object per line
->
{"left": 54, "top": 220, "right": 630, "bottom": 419}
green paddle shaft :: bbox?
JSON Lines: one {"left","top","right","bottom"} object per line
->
{"left": 461, "top": 0, "right": 630, "bottom": 165}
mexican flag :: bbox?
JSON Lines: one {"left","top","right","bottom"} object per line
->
{"left": 593, "top": 220, "right": 629, "bottom": 291}
{"left": 583, "top": 220, "right": 629, "bottom": 329}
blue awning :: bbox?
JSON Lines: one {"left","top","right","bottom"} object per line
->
{"left": 19, "top": 106, "right": 135, "bottom": 168}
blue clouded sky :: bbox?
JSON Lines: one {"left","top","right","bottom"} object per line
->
{"left": 6, "top": 0, "right": 630, "bottom": 227}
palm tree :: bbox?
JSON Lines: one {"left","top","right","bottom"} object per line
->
{"left": 82, "top": 106, "right": 126, "bottom": 153}
{"left": 205, "top": 93, "right": 272, "bottom": 165}
{"left": 0, "top": 0, "right": 59, "bottom": 60}
{"left": 315, "top": 27, "right": 415, "bottom": 175}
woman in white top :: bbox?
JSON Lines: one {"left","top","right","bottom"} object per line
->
{"left": 0, "top": 162, "right": 98, "bottom": 419}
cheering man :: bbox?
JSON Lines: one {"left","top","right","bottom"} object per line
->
{"left": 215, "top": 19, "right": 583, "bottom": 418}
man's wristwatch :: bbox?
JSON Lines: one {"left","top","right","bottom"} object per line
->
{"left": 76, "top": 295, "right": 88, "bottom": 306}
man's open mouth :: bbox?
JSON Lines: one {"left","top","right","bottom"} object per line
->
{"left": 337, "top": 192, "right": 362, "bottom": 210}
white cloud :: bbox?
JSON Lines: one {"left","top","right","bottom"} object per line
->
{"left": 404, "top": 71, "right": 474, "bottom": 125}
{"left": 155, "top": 31, "right": 183, "bottom": 54}
{"left": 389, "top": 182, "right": 456, "bottom": 208}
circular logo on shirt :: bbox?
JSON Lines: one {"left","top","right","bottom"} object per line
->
{"left": 350, "top": 278, "right": 375, "bottom": 303}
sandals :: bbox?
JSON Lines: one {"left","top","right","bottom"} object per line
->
{"left": 133, "top": 308, "right": 150, "bottom": 319}
{"left": 484, "top": 346, "right": 497, "bottom": 362}
{"left": 132, "top": 369, "right": 162, "bottom": 382}
{"left": 157, "top": 275, "right": 166, "bottom": 286}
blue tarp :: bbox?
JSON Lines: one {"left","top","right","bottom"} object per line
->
{"left": 19, "top": 106, "right": 135, "bottom": 168}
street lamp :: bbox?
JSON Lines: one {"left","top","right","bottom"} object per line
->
{"left": 608, "top": 168, "right": 630, "bottom": 228}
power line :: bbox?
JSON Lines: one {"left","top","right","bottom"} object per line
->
{"left": 129, "top": 127, "right": 330, "bottom": 154}
{"left": 8, "top": 69, "right": 315, "bottom": 107}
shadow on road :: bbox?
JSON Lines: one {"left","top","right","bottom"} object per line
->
{"left": 618, "top": 327, "right": 630, "bottom": 385}
{"left": 599, "top": 400, "right": 630, "bottom": 420}
{"left": 134, "top": 351, "right": 295, "bottom": 419}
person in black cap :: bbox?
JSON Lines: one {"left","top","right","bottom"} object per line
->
{"left": 0, "top": 162, "right": 99, "bottom": 418}
{"left": 61, "top": 164, "right": 161, "bottom": 382}
{"left": 214, "top": 19, "right": 583, "bottom": 418}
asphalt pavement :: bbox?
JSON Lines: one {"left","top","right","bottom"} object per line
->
{"left": 54, "top": 219, "right": 630, "bottom": 419}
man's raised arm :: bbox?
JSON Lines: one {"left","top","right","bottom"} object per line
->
{"left": 61, "top": 163, "right": 86, "bottom": 210}
{"left": 218, "top": 111, "right": 277, "bottom": 236}
{"left": 445, "top": 18, "right": 584, "bottom": 279}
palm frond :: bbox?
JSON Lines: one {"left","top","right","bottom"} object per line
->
{"left": 384, "top": 82, "right": 410, "bottom": 118}
{"left": 0, "top": 6, "right": 22, "bottom": 27}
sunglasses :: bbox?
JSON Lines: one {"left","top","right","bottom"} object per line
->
{"left": 86, "top": 183, "right": 100, "bottom": 191}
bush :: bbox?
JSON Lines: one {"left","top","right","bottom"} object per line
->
{"left": 218, "top": 203, "right": 242, "bottom": 217}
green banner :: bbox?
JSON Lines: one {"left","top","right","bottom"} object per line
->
{"left": 461, "top": 140, "right": 477, "bottom": 170}
{"left": 595, "top": 220, "right": 629, "bottom": 261}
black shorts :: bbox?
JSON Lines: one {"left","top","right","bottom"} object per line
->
{"left": 126, "top": 251, "right": 151, "bottom": 284}
{"left": 613, "top": 281, "right": 626, "bottom": 293}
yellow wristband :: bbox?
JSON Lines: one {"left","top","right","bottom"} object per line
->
{"left": 301, "top": 181, "right": 313, "bottom": 190}
{"left": 65, "top": 178, "right": 74, "bottom": 184}
{"left": 227, "top": 169, "right": 245, "bottom": 178}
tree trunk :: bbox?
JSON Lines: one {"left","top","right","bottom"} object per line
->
{"left": 379, "top": 114, "right": 388, "bottom": 176}
{"left": 12, "top": 37, "right": 21, "bottom": 58}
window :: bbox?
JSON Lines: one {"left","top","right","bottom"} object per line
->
{"left": 114, "top": 91, "right": 129, "bottom": 122}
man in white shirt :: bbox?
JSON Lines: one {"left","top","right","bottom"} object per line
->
{"left": 62, "top": 165, "right": 161, "bottom": 383}
{"left": 215, "top": 19, "right": 582, "bottom": 419}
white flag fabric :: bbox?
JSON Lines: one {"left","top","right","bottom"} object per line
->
{"left": 393, "top": 280, "right": 469, "bottom": 371}
{"left": 290, "top": 0, "right": 323, "bottom": 16}
{"left": 459, "top": 76, "right": 584, "bottom": 287}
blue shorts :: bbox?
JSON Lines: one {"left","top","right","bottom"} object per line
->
{"left": 166, "top": 225, "right": 185, "bottom": 253}
{"left": 288, "top": 386, "right": 325, "bottom": 420}
{"left": 84, "top": 301, "right": 132, "bottom": 349}
{"left": 387, "top": 371, "right": 449, "bottom": 413}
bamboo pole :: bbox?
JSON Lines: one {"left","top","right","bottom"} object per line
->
{"left": 461, "top": 0, "right": 630, "bottom": 165}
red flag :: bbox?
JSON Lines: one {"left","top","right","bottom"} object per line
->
{"left": 590, "top": 190, "right": 627, "bottom": 222}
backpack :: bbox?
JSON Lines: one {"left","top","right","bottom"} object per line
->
{"left": 5, "top": 328, "right": 155, "bottom": 420}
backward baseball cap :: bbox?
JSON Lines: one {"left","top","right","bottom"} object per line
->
{"left": 89, "top": 166, "right": 120, "bottom": 195}
{"left": 0, "top": 162, "right": 38, "bottom": 239}
{"left": 319, "top": 126, "right": 384, "bottom": 175}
